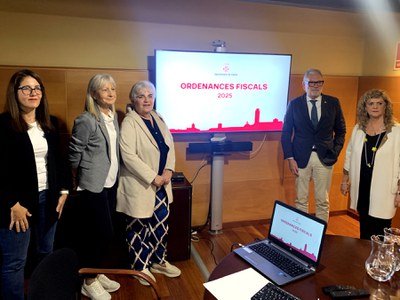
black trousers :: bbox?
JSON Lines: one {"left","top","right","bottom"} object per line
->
{"left": 359, "top": 214, "right": 392, "bottom": 240}
{"left": 78, "top": 184, "right": 117, "bottom": 269}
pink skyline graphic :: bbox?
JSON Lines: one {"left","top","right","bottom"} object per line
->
{"left": 270, "top": 234, "right": 317, "bottom": 262}
{"left": 170, "top": 108, "right": 283, "bottom": 133}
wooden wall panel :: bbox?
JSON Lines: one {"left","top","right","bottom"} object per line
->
{"left": 358, "top": 76, "right": 400, "bottom": 122}
{"left": 280, "top": 75, "right": 359, "bottom": 216}
{"left": 183, "top": 75, "right": 360, "bottom": 225}
{"left": 0, "top": 66, "right": 148, "bottom": 157}
{"left": 0, "top": 66, "right": 363, "bottom": 227}
{"left": 64, "top": 69, "right": 148, "bottom": 133}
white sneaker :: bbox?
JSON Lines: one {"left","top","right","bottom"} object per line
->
{"left": 134, "top": 268, "right": 156, "bottom": 286}
{"left": 150, "top": 261, "right": 181, "bottom": 277}
{"left": 97, "top": 274, "right": 120, "bottom": 292}
{"left": 81, "top": 278, "right": 111, "bottom": 300}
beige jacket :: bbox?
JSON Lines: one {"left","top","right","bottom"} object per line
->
{"left": 117, "top": 110, "right": 175, "bottom": 218}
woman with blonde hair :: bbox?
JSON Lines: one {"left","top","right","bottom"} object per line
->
{"left": 341, "top": 89, "right": 400, "bottom": 239}
{"left": 69, "top": 74, "right": 120, "bottom": 300}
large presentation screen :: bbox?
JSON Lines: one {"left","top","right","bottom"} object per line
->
{"left": 155, "top": 49, "right": 292, "bottom": 134}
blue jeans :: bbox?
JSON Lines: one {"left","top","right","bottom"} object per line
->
{"left": 0, "top": 228, "right": 30, "bottom": 300}
{"left": 33, "top": 190, "right": 57, "bottom": 258}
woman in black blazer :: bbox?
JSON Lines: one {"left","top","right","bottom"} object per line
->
{"left": 0, "top": 69, "right": 69, "bottom": 300}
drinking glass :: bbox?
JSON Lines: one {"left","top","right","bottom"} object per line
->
{"left": 365, "top": 235, "right": 396, "bottom": 282}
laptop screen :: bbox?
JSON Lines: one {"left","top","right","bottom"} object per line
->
{"left": 268, "top": 201, "right": 326, "bottom": 264}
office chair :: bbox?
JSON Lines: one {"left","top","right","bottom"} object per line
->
{"left": 27, "top": 248, "right": 161, "bottom": 300}
{"left": 27, "top": 248, "right": 80, "bottom": 300}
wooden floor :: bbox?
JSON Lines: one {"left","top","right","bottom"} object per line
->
{"left": 86, "top": 214, "right": 360, "bottom": 299}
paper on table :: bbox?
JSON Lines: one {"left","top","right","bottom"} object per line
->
{"left": 203, "top": 268, "right": 270, "bottom": 300}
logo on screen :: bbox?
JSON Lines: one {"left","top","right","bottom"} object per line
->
{"left": 223, "top": 63, "right": 230, "bottom": 73}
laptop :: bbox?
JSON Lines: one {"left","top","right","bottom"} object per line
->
{"left": 234, "top": 200, "right": 327, "bottom": 286}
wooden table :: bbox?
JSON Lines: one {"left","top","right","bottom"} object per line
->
{"left": 204, "top": 235, "right": 400, "bottom": 300}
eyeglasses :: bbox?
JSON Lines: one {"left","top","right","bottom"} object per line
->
{"left": 305, "top": 80, "right": 324, "bottom": 87}
{"left": 18, "top": 85, "right": 42, "bottom": 96}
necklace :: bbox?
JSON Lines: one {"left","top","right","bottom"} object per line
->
{"left": 367, "top": 122, "right": 385, "bottom": 136}
{"left": 364, "top": 132, "right": 383, "bottom": 168}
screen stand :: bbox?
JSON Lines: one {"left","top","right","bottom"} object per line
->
{"left": 187, "top": 136, "right": 253, "bottom": 235}
{"left": 209, "top": 133, "right": 226, "bottom": 235}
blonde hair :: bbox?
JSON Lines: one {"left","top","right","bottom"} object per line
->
{"left": 356, "top": 89, "right": 395, "bottom": 131}
{"left": 84, "top": 74, "right": 116, "bottom": 119}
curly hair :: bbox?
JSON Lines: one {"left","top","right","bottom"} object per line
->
{"left": 356, "top": 89, "right": 396, "bottom": 131}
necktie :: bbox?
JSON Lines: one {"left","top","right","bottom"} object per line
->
{"left": 310, "top": 100, "right": 318, "bottom": 128}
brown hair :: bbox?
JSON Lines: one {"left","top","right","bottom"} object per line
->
{"left": 5, "top": 69, "right": 53, "bottom": 132}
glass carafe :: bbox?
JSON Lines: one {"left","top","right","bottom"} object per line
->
{"left": 365, "top": 235, "right": 396, "bottom": 282}
{"left": 383, "top": 227, "right": 400, "bottom": 272}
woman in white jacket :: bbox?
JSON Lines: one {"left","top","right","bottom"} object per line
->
{"left": 117, "top": 80, "right": 181, "bottom": 285}
{"left": 341, "top": 89, "right": 400, "bottom": 239}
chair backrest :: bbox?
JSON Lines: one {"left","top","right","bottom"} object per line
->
{"left": 28, "top": 248, "right": 80, "bottom": 300}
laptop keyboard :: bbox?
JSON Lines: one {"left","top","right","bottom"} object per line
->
{"left": 249, "top": 243, "right": 308, "bottom": 277}
{"left": 251, "top": 282, "right": 301, "bottom": 300}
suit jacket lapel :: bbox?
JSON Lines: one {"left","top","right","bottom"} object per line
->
{"left": 98, "top": 116, "right": 112, "bottom": 160}
{"left": 320, "top": 94, "right": 329, "bottom": 123}
{"left": 132, "top": 111, "right": 159, "bottom": 149}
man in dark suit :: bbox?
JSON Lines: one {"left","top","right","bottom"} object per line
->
{"left": 281, "top": 68, "right": 346, "bottom": 222}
